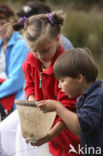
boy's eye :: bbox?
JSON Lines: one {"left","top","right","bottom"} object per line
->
{"left": 60, "top": 79, "right": 64, "bottom": 83}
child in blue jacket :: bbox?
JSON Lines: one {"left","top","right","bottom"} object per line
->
{"left": 0, "top": 4, "right": 30, "bottom": 115}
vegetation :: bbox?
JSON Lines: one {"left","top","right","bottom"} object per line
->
{"left": 1, "top": 0, "right": 103, "bottom": 79}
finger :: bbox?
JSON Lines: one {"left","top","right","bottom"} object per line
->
{"left": 33, "top": 142, "right": 42, "bottom": 146}
{"left": 25, "top": 140, "right": 29, "bottom": 144}
{"left": 41, "top": 109, "right": 47, "bottom": 113}
{"left": 37, "top": 100, "right": 45, "bottom": 104}
{"left": 30, "top": 143, "right": 36, "bottom": 146}
{"left": 39, "top": 106, "right": 45, "bottom": 110}
{"left": 37, "top": 101, "right": 46, "bottom": 107}
{"left": 37, "top": 104, "right": 43, "bottom": 107}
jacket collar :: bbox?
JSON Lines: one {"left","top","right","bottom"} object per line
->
{"left": 77, "top": 80, "right": 103, "bottom": 103}
{"left": 0, "top": 39, "right": 3, "bottom": 46}
{"left": 83, "top": 80, "right": 102, "bottom": 96}
{"left": 27, "top": 44, "right": 65, "bottom": 75}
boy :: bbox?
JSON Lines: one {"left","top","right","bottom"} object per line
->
{"left": 37, "top": 48, "right": 103, "bottom": 156}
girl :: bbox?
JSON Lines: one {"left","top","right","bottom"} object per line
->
{"left": 17, "top": 0, "right": 73, "bottom": 51}
{"left": 10, "top": 11, "right": 80, "bottom": 156}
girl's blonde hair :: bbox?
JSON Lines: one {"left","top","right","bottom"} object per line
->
{"left": 11, "top": 10, "right": 64, "bottom": 42}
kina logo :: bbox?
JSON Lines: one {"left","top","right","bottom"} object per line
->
{"left": 68, "top": 144, "right": 102, "bottom": 155}
{"left": 68, "top": 144, "right": 78, "bottom": 154}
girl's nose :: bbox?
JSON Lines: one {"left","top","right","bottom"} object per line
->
{"left": 34, "top": 53, "right": 39, "bottom": 59}
{"left": 37, "top": 53, "right": 42, "bottom": 60}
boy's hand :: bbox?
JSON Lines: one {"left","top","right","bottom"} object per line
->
{"left": 30, "top": 133, "right": 52, "bottom": 146}
{"left": 37, "top": 100, "right": 61, "bottom": 113}
{"left": 30, "top": 121, "right": 67, "bottom": 146}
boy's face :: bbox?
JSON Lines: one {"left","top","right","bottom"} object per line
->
{"left": 58, "top": 76, "right": 83, "bottom": 98}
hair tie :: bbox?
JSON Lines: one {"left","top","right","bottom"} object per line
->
{"left": 49, "top": 12, "right": 55, "bottom": 26}
{"left": 20, "top": 16, "right": 27, "bottom": 29}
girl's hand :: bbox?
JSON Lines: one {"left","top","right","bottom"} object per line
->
{"left": 28, "top": 95, "right": 35, "bottom": 101}
{"left": 37, "top": 100, "right": 61, "bottom": 113}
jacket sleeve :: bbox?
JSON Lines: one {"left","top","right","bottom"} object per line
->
{"left": 56, "top": 89, "right": 77, "bottom": 123}
{"left": 60, "top": 35, "right": 74, "bottom": 51}
{"left": 77, "top": 94, "right": 103, "bottom": 133}
{"left": 22, "top": 58, "right": 35, "bottom": 99}
{"left": 0, "top": 40, "right": 30, "bottom": 98}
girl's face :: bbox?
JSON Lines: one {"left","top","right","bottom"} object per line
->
{"left": 58, "top": 76, "right": 83, "bottom": 98}
{"left": 29, "top": 36, "right": 60, "bottom": 64}
{"left": 0, "top": 19, "right": 8, "bottom": 40}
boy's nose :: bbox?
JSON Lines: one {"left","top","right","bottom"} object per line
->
{"left": 58, "top": 81, "right": 62, "bottom": 88}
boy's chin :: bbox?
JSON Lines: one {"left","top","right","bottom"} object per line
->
{"left": 65, "top": 93, "right": 75, "bottom": 98}
{"left": 65, "top": 92, "right": 70, "bottom": 97}
{"left": 62, "top": 90, "right": 75, "bottom": 98}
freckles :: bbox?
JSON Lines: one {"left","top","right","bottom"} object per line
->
{"left": 64, "top": 86, "right": 70, "bottom": 93}
{"left": 63, "top": 84, "right": 67, "bottom": 89}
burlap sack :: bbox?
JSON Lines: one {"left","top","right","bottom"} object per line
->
{"left": 15, "top": 100, "right": 56, "bottom": 141}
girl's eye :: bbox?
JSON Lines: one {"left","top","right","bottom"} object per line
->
{"left": 32, "top": 49, "right": 37, "bottom": 53}
{"left": 32, "top": 48, "right": 50, "bottom": 54}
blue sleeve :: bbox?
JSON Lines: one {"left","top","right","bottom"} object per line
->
{"left": 0, "top": 40, "right": 30, "bottom": 98}
{"left": 60, "top": 35, "right": 74, "bottom": 50}
{"left": 77, "top": 94, "right": 103, "bottom": 133}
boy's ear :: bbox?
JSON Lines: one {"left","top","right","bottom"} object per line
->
{"left": 77, "top": 74, "right": 84, "bottom": 83}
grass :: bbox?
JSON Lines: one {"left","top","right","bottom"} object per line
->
{"left": 61, "top": 4, "right": 103, "bottom": 79}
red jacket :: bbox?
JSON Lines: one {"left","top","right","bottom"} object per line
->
{"left": 0, "top": 78, "right": 15, "bottom": 112}
{"left": 22, "top": 45, "right": 81, "bottom": 156}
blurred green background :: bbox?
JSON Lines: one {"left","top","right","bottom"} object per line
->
{"left": 1, "top": 0, "right": 103, "bottom": 79}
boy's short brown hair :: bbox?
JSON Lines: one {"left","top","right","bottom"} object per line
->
{"left": 54, "top": 48, "right": 98, "bottom": 82}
